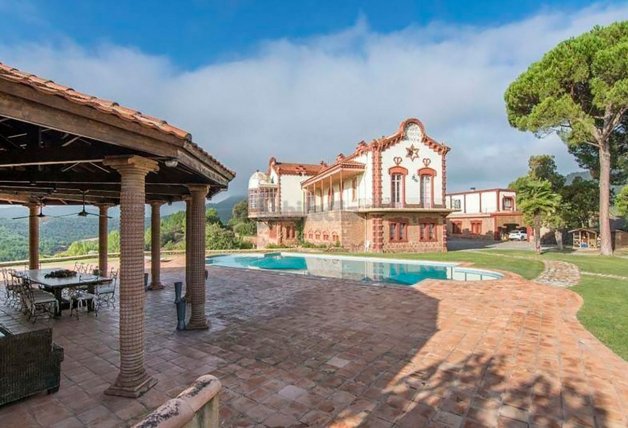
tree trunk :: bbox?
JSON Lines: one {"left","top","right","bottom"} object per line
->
{"left": 554, "top": 229, "right": 563, "bottom": 251}
{"left": 534, "top": 213, "right": 542, "bottom": 254}
{"left": 598, "top": 142, "right": 613, "bottom": 255}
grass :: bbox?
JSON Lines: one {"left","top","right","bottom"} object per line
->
{"left": 477, "top": 249, "right": 628, "bottom": 277}
{"left": 572, "top": 276, "right": 628, "bottom": 360}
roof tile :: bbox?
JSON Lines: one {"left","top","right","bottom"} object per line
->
{"left": 0, "top": 61, "right": 235, "bottom": 177}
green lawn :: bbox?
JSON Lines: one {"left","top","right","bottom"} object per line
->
{"left": 572, "top": 276, "right": 628, "bottom": 360}
{"left": 477, "top": 249, "right": 628, "bottom": 277}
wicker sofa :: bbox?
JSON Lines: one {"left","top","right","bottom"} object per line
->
{"left": 0, "top": 325, "right": 64, "bottom": 406}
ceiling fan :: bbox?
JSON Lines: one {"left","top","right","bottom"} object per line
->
{"left": 12, "top": 203, "right": 50, "bottom": 220}
{"left": 59, "top": 191, "right": 111, "bottom": 219}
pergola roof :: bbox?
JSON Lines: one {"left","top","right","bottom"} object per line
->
{"left": 0, "top": 62, "right": 235, "bottom": 206}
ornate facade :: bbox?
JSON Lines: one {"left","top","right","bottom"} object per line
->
{"left": 248, "top": 118, "right": 453, "bottom": 253}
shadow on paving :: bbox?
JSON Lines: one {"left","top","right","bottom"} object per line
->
{"left": 0, "top": 264, "right": 618, "bottom": 427}
{"left": 194, "top": 267, "right": 609, "bottom": 427}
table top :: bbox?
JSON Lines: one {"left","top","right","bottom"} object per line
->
{"left": 13, "top": 268, "right": 112, "bottom": 289}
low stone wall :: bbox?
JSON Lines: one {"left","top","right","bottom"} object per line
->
{"left": 134, "top": 375, "right": 221, "bottom": 428}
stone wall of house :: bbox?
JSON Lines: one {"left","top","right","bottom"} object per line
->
{"left": 256, "top": 221, "right": 272, "bottom": 248}
{"left": 373, "top": 212, "right": 447, "bottom": 253}
{"left": 256, "top": 220, "right": 299, "bottom": 248}
{"left": 303, "top": 211, "right": 343, "bottom": 246}
{"left": 340, "top": 211, "right": 366, "bottom": 252}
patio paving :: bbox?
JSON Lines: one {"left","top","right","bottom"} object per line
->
{"left": 1, "top": 257, "right": 627, "bottom": 427}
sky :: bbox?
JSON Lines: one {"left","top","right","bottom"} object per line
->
{"left": 0, "top": 0, "right": 627, "bottom": 201}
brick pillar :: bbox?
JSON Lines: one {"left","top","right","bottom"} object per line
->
{"left": 103, "top": 155, "right": 158, "bottom": 398}
{"left": 184, "top": 197, "right": 191, "bottom": 299}
{"left": 372, "top": 143, "right": 383, "bottom": 207}
{"left": 148, "top": 201, "right": 164, "bottom": 290}
{"left": 372, "top": 215, "right": 383, "bottom": 253}
{"left": 28, "top": 204, "right": 40, "bottom": 269}
{"left": 98, "top": 204, "right": 112, "bottom": 275}
{"left": 186, "top": 184, "right": 209, "bottom": 330}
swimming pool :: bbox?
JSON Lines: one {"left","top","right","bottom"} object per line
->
{"left": 206, "top": 252, "right": 502, "bottom": 286}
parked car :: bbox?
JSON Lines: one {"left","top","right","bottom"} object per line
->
{"left": 508, "top": 230, "right": 528, "bottom": 241}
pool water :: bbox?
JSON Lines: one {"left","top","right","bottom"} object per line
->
{"left": 206, "top": 253, "right": 502, "bottom": 286}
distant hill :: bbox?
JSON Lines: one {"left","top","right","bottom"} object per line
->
{"left": 207, "top": 195, "right": 245, "bottom": 223}
{"left": 0, "top": 194, "right": 246, "bottom": 222}
{"left": 0, "top": 216, "right": 119, "bottom": 262}
{"left": 565, "top": 171, "right": 592, "bottom": 184}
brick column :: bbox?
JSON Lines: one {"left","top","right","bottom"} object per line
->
{"left": 103, "top": 155, "right": 158, "bottom": 398}
{"left": 372, "top": 214, "right": 384, "bottom": 253}
{"left": 184, "top": 197, "right": 191, "bottom": 299}
{"left": 148, "top": 201, "right": 164, "bottom": 290}
{"left": 28, "top": 204, "right": 40, "bottom": 269}
{"left": 186, "top": 184, "right": 209, "bottom": 330}
{"left": 372, "top": 143, "right": 383, "bottom": 207}
{"left": 98, "top": 204, "right": 112, "bottom": 275}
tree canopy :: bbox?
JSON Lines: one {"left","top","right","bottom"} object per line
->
{"left": 505, "top": 21, "right": 628, "bottom": 255}
{"left": 515, "top": 177, "right": 562, "bottom": 253}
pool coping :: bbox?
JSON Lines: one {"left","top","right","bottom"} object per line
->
{"left": 206, "top": 251, "right": 504, "bottom": 284}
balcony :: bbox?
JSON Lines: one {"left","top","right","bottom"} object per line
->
{"left": 306, "top": 197, "right": 449, "bottom": 213}
{"left": 248, "top": 195, "right": 306, "bottom": 219}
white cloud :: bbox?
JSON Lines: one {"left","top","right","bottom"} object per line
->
{"left": 1, "top": 3, "right": 626, "bottom": 196}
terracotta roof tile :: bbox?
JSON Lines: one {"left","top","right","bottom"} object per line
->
{"left": 272, "top": 162, "right": 324, "bottom": 175}
{"left": 0, "top": 61, "right": 235, "bottom": 178}
{"left": 0, "top": 62, "right": 191, "bottom": 140}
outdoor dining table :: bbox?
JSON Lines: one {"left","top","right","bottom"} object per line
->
{"left": 12, "top": 268, "right": 112, "bottom": 317}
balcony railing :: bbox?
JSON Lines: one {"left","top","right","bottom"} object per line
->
{"left": 248, "top": 201, "right": 306, "bottom": 218}
{"left": 306, "top": 197, "right": 446, "bottom": 213}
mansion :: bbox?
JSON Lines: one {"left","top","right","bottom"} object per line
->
{"left": 248, "top": 118, "right": 454, "bottom": 252}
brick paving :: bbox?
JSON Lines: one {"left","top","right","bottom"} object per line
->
{"left": 534, "top": 260, "right": 581, "bottom": 288}
{"left": 1, "top": 258, "right": 627, "bottom": 427}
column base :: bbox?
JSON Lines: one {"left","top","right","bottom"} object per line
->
{"left": 186, "top": 318, "right": 210, "bottom": 330}
{"left": 147, "top": 282, "right": 164, "bottom": 290}
{"left": 104, "top": 374, "right": 157, "bottom": 398}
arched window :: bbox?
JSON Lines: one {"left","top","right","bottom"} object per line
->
{"left": 388, "top": 166, "right": 408, "bottom": 208}
{"left": 391, "top": 174, "right": 403, "bottom": 206}
{"left": 418, "top": 168, "right": 436, "bottom": 208}
{"left": 502, "top": 196, "right": 514, "bottom": 211}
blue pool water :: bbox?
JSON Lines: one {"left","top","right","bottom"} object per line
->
{"left": 206, "top": 253, "right": 502, "bottom": 286}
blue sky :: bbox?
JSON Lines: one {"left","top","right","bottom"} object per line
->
{"left": 0, "top": 1, "right": 627, "bottom": 200}
{"left": 0, "top": 0, "right": 608, "bottom": 67}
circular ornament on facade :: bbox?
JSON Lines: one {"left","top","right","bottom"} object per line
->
{"left": 405, "top": 123, "right": 423, "bottom": 142}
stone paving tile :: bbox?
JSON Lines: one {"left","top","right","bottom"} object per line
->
{"left": 0, "top": 256, "right": 626, "bottom": 427}
{"left": 534, "top": 260, "right": 580, "bottom": 287}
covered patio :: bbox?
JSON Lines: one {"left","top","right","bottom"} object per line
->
{"left": 0, "top": 62, "right": 234, "bottom": 398}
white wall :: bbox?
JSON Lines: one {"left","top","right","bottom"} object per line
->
{"left": 447, "top": 189, "right": 517, "bottom": 214}
{"left": 380, "top": 140, "right": 443, "bottom": 204}
{"left": 464, "top": 193, "right": 481, "bottom": 213}
{"left": 481, "top": 191, "right": 498, "bottom": 213}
